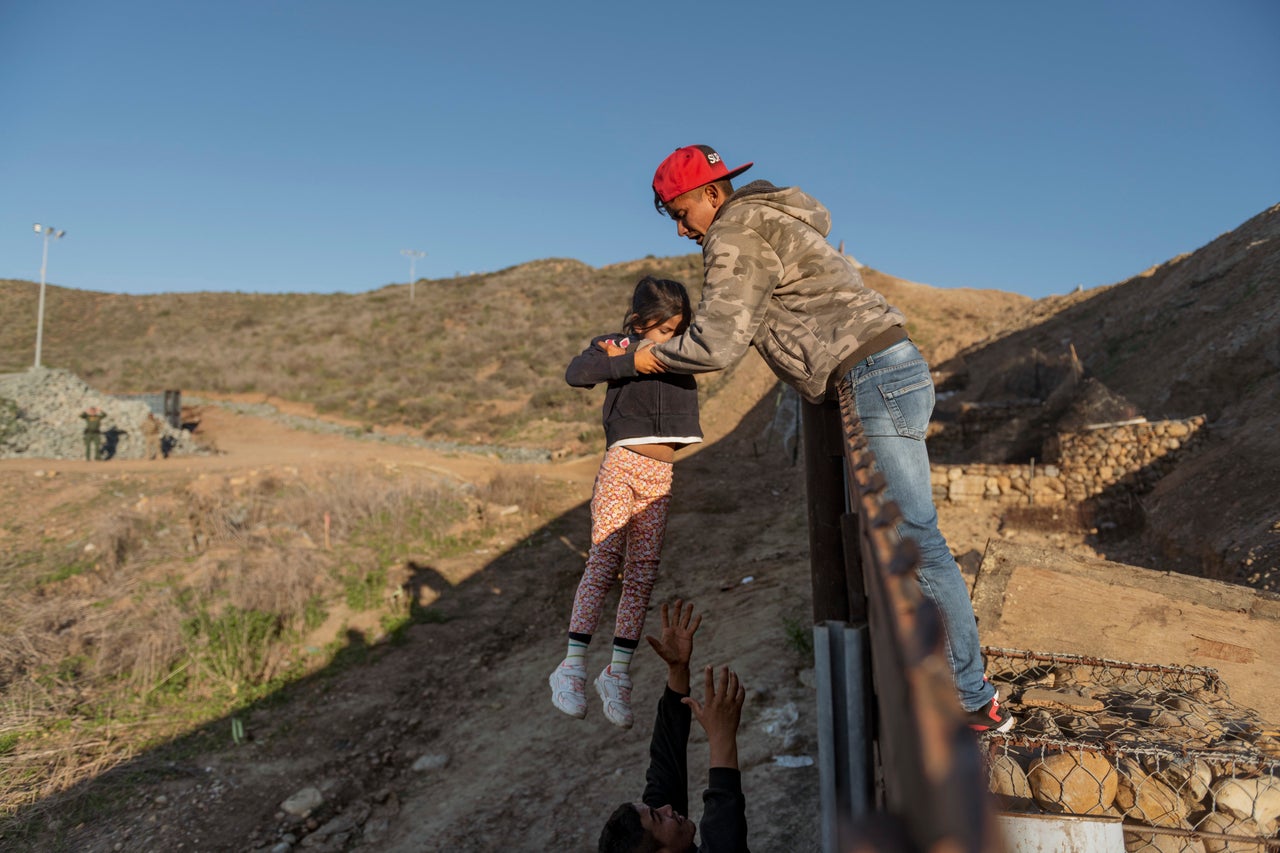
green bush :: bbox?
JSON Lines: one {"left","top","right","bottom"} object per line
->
{"left": 181, "top": 606, "right": 282, "bottom": 691}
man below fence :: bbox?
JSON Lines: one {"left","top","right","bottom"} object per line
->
{"left": 598, "top": 600, "right": 749, "bottom": 853}
{"left": 634, "top": 144, "right": 1013, "bottom": 733}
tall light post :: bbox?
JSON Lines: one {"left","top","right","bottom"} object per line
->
{"left": 32, "top": 223, "right": 67, "bottom": 368}
{"left": 401, "top": 249, "right": 426, "bottom": 302}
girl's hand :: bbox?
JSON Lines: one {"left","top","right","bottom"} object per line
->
{"left": 596, "top": 339, "right": 627, "bottom": 357}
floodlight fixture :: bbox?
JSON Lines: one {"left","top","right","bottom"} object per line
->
{"left": 32, "top": 223, "right": 68, "bottom": 368}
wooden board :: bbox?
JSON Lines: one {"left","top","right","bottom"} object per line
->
{"left": 971, "top": 540, "right": 1280, "bottom": 720}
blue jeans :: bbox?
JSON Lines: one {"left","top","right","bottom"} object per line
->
{"left": 844, "top": 339, "right": 993, "bottom": 712}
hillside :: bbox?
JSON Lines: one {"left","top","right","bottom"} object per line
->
{"left": 939, "top": 202, "right": 1280, "bottom": 587}
{"left": 0, "top": 257, "right": 1025, "bottom": 453}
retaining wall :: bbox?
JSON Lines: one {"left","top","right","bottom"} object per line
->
{"left": 931, "top": 415, "right": 1207, "bottom": 505}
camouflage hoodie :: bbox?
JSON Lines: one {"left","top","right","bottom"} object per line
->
{"left": 652, "top": 180, "right": 907, "bottom": 403}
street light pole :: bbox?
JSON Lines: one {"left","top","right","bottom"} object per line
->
{"left": 401, "top": 249, "right": 426, "bottom": 302}
{"left": 32, "top": 223, "right": 67, "bottom": 369}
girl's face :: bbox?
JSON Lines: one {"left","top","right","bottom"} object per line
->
{"left": 636, "top": 313, "right": 684, "bottom": 344}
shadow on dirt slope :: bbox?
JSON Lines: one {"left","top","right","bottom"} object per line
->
{"left": 8, "top": 383, "right": 821, "bottom": 852}
{"left": 936, "top": 203, "right": 1280, "bottom": 589}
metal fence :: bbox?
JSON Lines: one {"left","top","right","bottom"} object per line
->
{"left": 805, "top": 389, "right": 1002, "bottom": 852}
{"left": 804, "top": 388, "right": 1280, "bottom": 852}
{"left": 110, "top": 389, "right": 182, "bottom": 428}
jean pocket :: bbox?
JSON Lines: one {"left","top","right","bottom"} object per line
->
{"left": 878, "top": 373, "right": 933, "bottom": 440}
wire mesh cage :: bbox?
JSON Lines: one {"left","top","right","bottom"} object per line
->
{"left": 979, "top": 647, "right": 1280, "bottom": 852}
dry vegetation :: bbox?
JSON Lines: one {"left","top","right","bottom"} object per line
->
{"left": 0, "top": 459, "right": 578, "bottom": 830}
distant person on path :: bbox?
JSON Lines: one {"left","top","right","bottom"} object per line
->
{"left": 79, "top": 407, "right": 107, "bottom": 461}
{"left": 142, "top": 413, "right": 162, "bottom": 460}
{"left": 638, "top": 144, "right": 1012, "bottom": 732}
{"left": 549, "top": 277, "right": 703, "bottom": 728}
{"left": 597, "top": 599, "right": 749, "bottom": 853}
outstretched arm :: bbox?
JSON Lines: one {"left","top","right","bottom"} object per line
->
{"left": 644, "top": 223, "right": 783, "bottom": 376}
{"left": 645, "top": 599, "right": 702, "bottom": 694}
{"left": 683, "top": 665, "right": 745, "bottom": 770}
{"left": 685, "top": 665, "right": 750, "bottom": 851}
{"left": 640, "top": 600, "right": 701, "bottom": 814}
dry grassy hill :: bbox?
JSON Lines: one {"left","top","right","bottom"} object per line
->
{"left": 940, "top": 202, "right": 1280, "bottom": 587}
{"left": 1, "top": 255, "right": 1025, "bottom": 456}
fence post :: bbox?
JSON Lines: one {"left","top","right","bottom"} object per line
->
{"left": 803, "top": 398, "right": 851, "bottom": 622}
{"left": 806, "top": 397, "right": 877, "bottom": 851}
{"left": 814, "top": 621, "right": 873, "bottom": 852}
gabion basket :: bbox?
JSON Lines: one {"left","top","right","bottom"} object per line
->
{"left": 980, "top": 647, "right": 1280, "bottom": 852}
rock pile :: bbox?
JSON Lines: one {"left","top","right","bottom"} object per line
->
{"left": 983, "top": 648, "right": 1280, "bottom": 852}
{"left": 0, "top": 367, "right": 200, "bottom": 460}
{"left": 1054, "top": 416, "right": 1208, "bottom": 501}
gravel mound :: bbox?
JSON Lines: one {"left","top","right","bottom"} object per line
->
{"left": 0, "top": 367, "right": 201, "bottom": 460}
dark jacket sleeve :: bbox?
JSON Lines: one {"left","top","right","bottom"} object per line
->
{"left": 641, "top": 687, "right": 690, "bottom": 817}
{"left": 697, "top": 767, "right": 749, "bottom": 852}
{"left": 564, "top": 335, "right": 639, "bottom": 388}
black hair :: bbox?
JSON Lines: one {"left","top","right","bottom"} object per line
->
{"left": 622, "top": 276, "right": 691, "bottom": 337}
{"left": 598, "top": 803, "right": 659, "bottom": 853}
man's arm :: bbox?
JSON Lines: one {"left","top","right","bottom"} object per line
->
{"left": 638, "top": 222, "right": 784, "bottom": 376}
{"left": 686, "top": 665, "right": 750, "bottom": 852}
{"left": 639, "top": 600, "right": 702, "bottom": 814}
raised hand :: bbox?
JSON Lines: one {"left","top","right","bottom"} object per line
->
{"left": 645, "top": 599, "right": 702, "bottom": 693}
{"left": 682, "top": 665, "right": 746, "bottom": 770}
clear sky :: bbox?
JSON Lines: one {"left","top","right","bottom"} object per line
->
{"left": 2, "top": 1, "right": 1277, "bottom": 299}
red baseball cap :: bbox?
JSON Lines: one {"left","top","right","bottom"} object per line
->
{"left": 652, "top": 145, "right": 753, "bottom": 205}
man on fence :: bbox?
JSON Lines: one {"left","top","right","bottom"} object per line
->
{"left": 635, "top": 145, "right": 1013, "bottom": 733}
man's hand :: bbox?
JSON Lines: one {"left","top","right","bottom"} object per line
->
{"left": 683, "top": 665, "right": 746, "bottom": 770}
{"left": 632, "top": 344, "right": 668, "bottom": 374}
{"left": 645, "top": 599, "right": 701, "bottom": 694}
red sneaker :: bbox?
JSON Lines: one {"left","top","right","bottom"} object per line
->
{"left": 967, "top": 694, "right": 1014, "bottom": 733}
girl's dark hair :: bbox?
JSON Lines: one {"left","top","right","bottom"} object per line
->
{"left": 623, "top": 276, "right": 691, "bottom": 337}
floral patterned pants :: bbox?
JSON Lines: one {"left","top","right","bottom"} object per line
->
{"left": 568, "top": 447, "right": 673, "bottom": 644}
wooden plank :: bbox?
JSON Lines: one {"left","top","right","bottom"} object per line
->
{"left": 971, "top": 540, "right": 1280, "bottom": 720}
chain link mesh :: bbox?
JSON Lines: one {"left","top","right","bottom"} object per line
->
{"left": 980, "top": 647, "right": 1280, "bottom": 851}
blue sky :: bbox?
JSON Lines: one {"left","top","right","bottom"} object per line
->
{"left": 2, "top": 1, "right": 1277, "bottom": 299}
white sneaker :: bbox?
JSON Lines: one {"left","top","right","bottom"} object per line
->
{"left": 549, "top": 661, "right": 587, "bottom": 719}
{"left": 594, "top": 666, "right": 633, "bottom": 729}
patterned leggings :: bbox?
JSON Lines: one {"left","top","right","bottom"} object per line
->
{"left": 568, "top": 447, "right": 673, "bottom": 644}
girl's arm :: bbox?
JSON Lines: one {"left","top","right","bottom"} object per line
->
{"left": 564, "top": 336, "right": 639, "bottom": 387}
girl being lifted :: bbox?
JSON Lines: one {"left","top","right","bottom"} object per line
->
{"left": 548, "top": 276, "right": 702, "bottom": 728}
